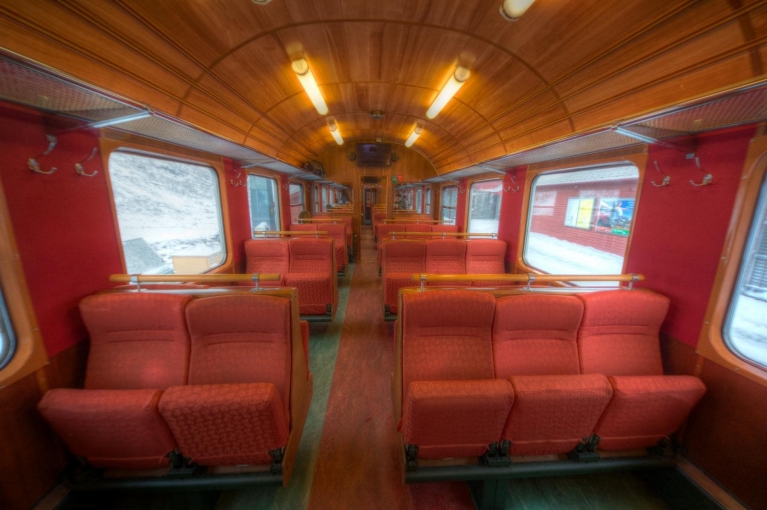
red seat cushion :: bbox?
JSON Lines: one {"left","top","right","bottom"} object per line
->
{"left": 578, "top": 291, "right": 669, "bottom": 376}
{"left": 288, "top": 238, "right": 335, "bottom": 273}
{"left": 38, "top": 388, "right": 177, "bottom": 469}
{"left": 503, "top": 374, "right": 613, "bottom": 455}
{"left": 80, "top": 293, "right": 192, "bottom": 390}
{"left": 244, "top": 239, "right": 290, "bottom": 275}
{"left": 595, "top": 375, "right": 706, "bottom": 451}
{"left": 185, "top": 295, "right": 292, "bottom": 419}
{"left": 159, "top": 383, "right": 288, "bottom": 467}
{"left": 285, "top": 272, "right": 335, "bottom": 315}
{"left": 425, "top": 239, "right": 466, "bottom": 274}
{"left": 465, "top": 240, "right": 506, "bottom": 274}
{"left": 493, "top": 294, "right": 584, "bottom": 377}
{"left": 401, "top": 290, "right": 497, "bottom": 392}
{"left": 403, "top": 379, "right": 514, "bottom": 459}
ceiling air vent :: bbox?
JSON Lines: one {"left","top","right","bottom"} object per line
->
{"left": 356, "top": 143, "right": 392, "bottom": 166}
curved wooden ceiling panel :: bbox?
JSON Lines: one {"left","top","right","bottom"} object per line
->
{"left": 0, "top": 0, "right": 763, "bottom": 175}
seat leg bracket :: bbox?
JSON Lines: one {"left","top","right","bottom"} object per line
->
{"left": 567, "top": 434, "right": 601, "bottom": 462}
{"left": 405, "top": 444, "right": 419, "bottom": 472}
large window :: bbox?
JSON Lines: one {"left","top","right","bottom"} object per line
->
{"left": 523, "top": 165, "right": 639, "bottom": 276}
{"left": 0, "top": 286, "right": 15, "bottom": 370}
{"left": 724, "top": 171, "right": 767, "bottom": 368}
{"left": 441, "top": 186, "right": 457, "bottom": 225}
{"left": 416, "top": 189, "right": 423, "bottom": 213}
{"left": 321, "top": 187, "right": 328, "bottom": 212}
{"left": 425, "top": 188, "right": 432, "bottom": 214}
{"left": 468, "top": 179, "right": 503, "bottom": 234}
{"left": 289, "top": 182, "right": 304, "bottom": 224}
{"left": 109, "top": 151, "right": 227, "bottom": 275}
{"left": 248, "top": 174, "right": 281, "bottom": 234}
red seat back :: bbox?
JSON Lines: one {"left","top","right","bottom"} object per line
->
{"left": 244, "top": 239, "right": 290, "bottom": 274}
{"left": 288, "top": 237, "right": 335, "bottom": 273}
{"left": 577, "top": 291, "right": 668, "bottom": 376}
{"left": 431, "top": 225, "right": 458, "bottom": 233}
{"left": 289, "top": 223, "right": 318, "bottom": 232}
{"left": 383, "top": 240, "right": 426, "bottom": 275}
{"left": 493, "top": 294, "right": 583, "bottom": 377}
{"left": 185, "top": 294, "right": 292, "bottom": 418}
{"left": 322, "top": 223, "right": 347, "bottom": 250}
{"left": 401, "top": 290, "right": 496, "bottom": 392}
{"left": 377, "top": 224, "right": 398, "bottom": 241}
{"left": 425, "top": 239, "right": 466, "bottom": 273}
{"left": 80, "top": 293, "right": 192, "bottom": 390}
{"left": 465, "top": 240, "right": 506, "bottom": 273}
{"left": 405, "top": 224, "right": 432, "bottom": 232}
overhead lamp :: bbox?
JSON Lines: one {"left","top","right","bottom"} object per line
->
{"left": 499, "top": 0, "right": 536, "bottom": 21}
{"left": 405, "top": 125, "right": 423, "bottom": 147}
{"left": 426, "top": 66, "right": 470, "bottom": 119}
{"left": 328, "top": 120, "right": 343, "bottom": 145}
{"left": 292, "top": 58, "right": 328, "bottom": 115}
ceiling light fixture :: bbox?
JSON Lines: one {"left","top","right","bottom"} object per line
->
{"left": 405, "top": 125, "right": 423, "bottom": 147}
{"left": 426, "top": 66, "right": 470, "bottom": 119}
{"left": 499, "top": 0, "right": 536, "bottom": 21}
{"left": 328, "top": 120, "right": 343, "bottom": 145}
{"left": 292, "top": 58, "right": 328, "bottom": 115}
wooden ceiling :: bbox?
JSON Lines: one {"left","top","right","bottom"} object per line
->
{"left": 0, "top": 0, "right": 766, "bottom": 175}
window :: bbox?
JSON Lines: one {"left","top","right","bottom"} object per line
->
{"left": 441, "top": 186, "right": 457, "bottom": 225}
{"left": 468, "top": 179, "right": 503, "bottom": 234}
{"left": 523, "top": 165, "right": 639, "bottom": 276}
{"left": 416, "top": 189, "right": 423, "bottom": 213}
{"left": 248, "top": 174, "right": 281, "bottom": 234}
{"left": 289, "top": 182, "right": 304, "bottom": 224}
{"left": 314, "top": 186, "right": 319, "bottom": 212}
{"left": 724, "top": 171, "right": 767, "bottom": 368}
{"left": 108, "top": 151, "right": 227, "bottom": 275}
{"left": 425, "top": 188, "right": 432, "bottom": 214}
{"left": 0, "top": 286, "right": 15, "bottom": 370}
{"left": 321, "top": 187, "right": 328, "bottom": 212}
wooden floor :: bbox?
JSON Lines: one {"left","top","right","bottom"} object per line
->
{"left": 57, "top": 226, "right": 676, "bottom": 510}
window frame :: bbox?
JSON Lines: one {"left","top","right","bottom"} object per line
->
{"left": 289, "top": 181, "right": 305, "bottom": 224}
{"left": 425, "top": 188, "right": 432, "bottom": 215}
{"left": 467, "top": 178, "right": 504, "bottom": 234}
{"left": 699, "top": 135, "right": 767, "bottom": 387}
{"left": 247, "top": 173, "right": 282, "bottom": 235}
{"left": 516, "top": 151, "right": 648, "bottom": 275}
{"left": 0, "top": 176, "right": 47, "bottom": 387}
{"left": 99, "top": 136, "right": 234, "bottom": 276}
{"left": 441, "top": 185, "right": 458, "bottom": 225}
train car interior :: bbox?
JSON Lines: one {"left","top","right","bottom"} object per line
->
{"left": 1, "top": 1, "right": 767, "bottom": 509}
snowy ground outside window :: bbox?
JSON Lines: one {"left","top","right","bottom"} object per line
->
{"left": 525, "top": 232, "right": 624, "bottom": 285}
{"left": 727, "top": 294, "right": 767, "bottom": 366}
{"left": 468, "top": 219, "right": 499, "bottom": 234}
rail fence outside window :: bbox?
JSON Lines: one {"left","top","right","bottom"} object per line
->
{"left": 108, "top": 151, "right": 227, "bottom": 275}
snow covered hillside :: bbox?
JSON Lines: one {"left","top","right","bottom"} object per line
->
{"left": 109, "top": 152, "right": 224, "bottom": 274}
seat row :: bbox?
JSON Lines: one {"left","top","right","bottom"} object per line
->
{"left": 244, "top": 238, "right": 339, "bottom": 318}
{"left": 393, "top": 289, "right": 706, "bottom": 465}
{"left": 38, "top": 290, "right": 311, "bottom": 481}
{"left": 288, "top": 222, "right": 348, "bottom": 273}
{"left": 382, "top": 239, "right": 508, "bottom": 315}
{"left": 375, "top": 222, "right": 458, "bottom": 246}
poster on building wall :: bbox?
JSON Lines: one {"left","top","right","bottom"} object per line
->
{"left": 564, "top": 198, "right": 594, "bottom": 229}
{"left": 595, "top": 198, "right": 635, "bottom": 236}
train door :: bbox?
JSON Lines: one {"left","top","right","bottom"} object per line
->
{"left": 364, "top": 188, "right": 377, "bottom": 225}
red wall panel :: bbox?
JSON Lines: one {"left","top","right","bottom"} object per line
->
{"left": 496, "top": 167, "right": 527, "bottom": 268}
{"left": 223, "top": 159, "right": 251, "bottom": 272}
{"left": 455, "top": 178, "right": 468, "bottom": 231}
{"left": 0, "top": 103, "right": 123, "bottom": 356}
{"left": 626, "top": 126, "right": 755, "bottom": 345}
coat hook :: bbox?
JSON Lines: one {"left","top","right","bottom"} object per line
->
{"left": 651, "top": 161, "right": 670, "bottom": 187}
{"left": 28, "top": 134, "right": 58, "bottom": 175}
{"left": 690, "top": 156, "right": 713, "bottom": 187}
{"left": 75, "top": 147, "right": 99, "bottom": 177}
{"left": 503, "top": 171, "right": 520, "bottom": 193}
{"left": 230, "top": 170, "right": 246, "bottom": 187}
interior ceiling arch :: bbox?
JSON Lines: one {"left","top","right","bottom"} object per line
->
{"left": 0, "top": 0, "right": 763, "bottom": 174}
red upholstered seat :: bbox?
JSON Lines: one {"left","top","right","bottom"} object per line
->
{"left": 493, "top": 295, "right": 584, "bottom": 377}
{"left": 504, "top": 375, "right": 612, "bottom": 456}
{"left": 288, "top": 223, "right": 317, "bottom": 232}
{"left": 594, "top": 375, "right": 706, "bottom": 450}
{"left": 286, "top": 238, "right": 336, "bottom": 316}
{"left": 81, "top": 293, "right": 192, "bottom": 390}
{"left": 38, "top": 389, "right": 177, "bottom": 469}
{"left": 38, "top": 293, "right": 192, "bottom": 469}
{"left": 244, "top": 239, "right": 289, "bottom": 287}
{"left": 402, "top": 379, "right": 514, "bottom": 459}
{"left": 382, "top": 241, "right": 426, "bottom": 315}
{"left": 465, "top": 240, "right": 506, "bottom": 274}
{"left": 578, "top": 291, "right": 706, "bottom": 451}
{"left": 425, "top": 239, "right": 466, "bottom": 274}
{"left": 405, "top": 223, "right": 432, "bottom": 232}
{"left": 159, "top": 383, "right": 288, "bottom": 466}
{"left": 321, "top": 223, "right": 348, "bottom": 272}
{"left": 401, "top": 290, "right": 511, "bottom": 459}
{"left": 158, "top": 294, "right": 293, "bottom": 466}
{"left": 430, "top": 225, "right": 458, "bottom": 233}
